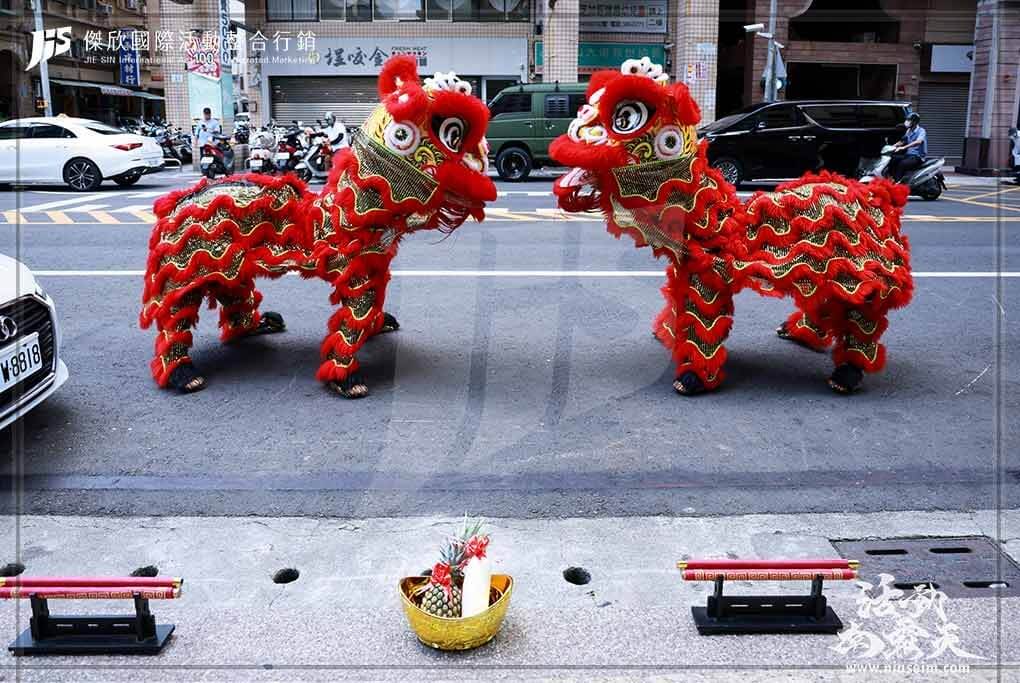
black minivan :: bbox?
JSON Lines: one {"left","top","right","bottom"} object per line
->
{"left": 699, "top": 100, "right": 911, "bottom": 186}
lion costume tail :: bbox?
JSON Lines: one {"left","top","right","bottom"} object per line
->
{"left": 139, "top": 173, "right": 314, "bottom": 386}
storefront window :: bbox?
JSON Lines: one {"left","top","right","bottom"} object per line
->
{"left": 320, "top": 0, "right": 345, "bottom": 19}
{"left": 506, "top": 0, "right": 528, "bottom": 21}
{"left": 346, "top": 0, "right": 372, "bottom": 21}
{"left": 374, "top": 0, "right": 424, "bottom": 20}
{"left": 426, "top": 0, "right": 451, "bottom": 20}
{"left": 453, "top": 0, "right": 504, "bottom": 21}
{"left": 268, "top": 0, "right": 318, "bottom": 20}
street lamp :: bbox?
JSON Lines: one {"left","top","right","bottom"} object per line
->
{"left": 744, "top": 0, "right": 782, "bottom": 102}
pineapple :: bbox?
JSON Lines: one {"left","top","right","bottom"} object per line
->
{"left": 420, "top": 582, "right": 463, "bottom": 618}
{"left": 420, "top": 541, "right": 465, "bottom": 618}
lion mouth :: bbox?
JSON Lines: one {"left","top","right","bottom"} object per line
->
{"left": 554, "top": 167, "right": 601, "bottom": 213}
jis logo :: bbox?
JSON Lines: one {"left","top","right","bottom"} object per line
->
{"left": 26, "top": 27, "right": 72, "bottom": 71}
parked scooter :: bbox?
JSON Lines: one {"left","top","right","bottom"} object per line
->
{"left": 246, "top": 127, "right": 278, "bottom": 174}
{"left": 274, "top": 121, "right": 305, "bottom": 174}
{"left": 1009, "top": 128, "right": 1020, "bottom": 185}
{"left": 859, "top": 145, "right": 946, "bottom": 200}
{"left": 200, "top": 134, "right": 236, "bottom": 179}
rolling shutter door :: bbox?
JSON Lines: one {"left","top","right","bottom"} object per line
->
{"left": 918, "top": 81, "right": 969, "bottom": 166}
{"left": 270, "top": 77, "right": 379, "bottom": 128}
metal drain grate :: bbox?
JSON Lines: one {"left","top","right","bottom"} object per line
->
{"left": 832, "top": 536, "right": 1020, "bottom": 598}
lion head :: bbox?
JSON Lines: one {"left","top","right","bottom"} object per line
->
{"left": 549, "top": 57, "right": 703, "bottom": 214}
{"left": 339, "top": 54, "right": 496, "bottom": 232}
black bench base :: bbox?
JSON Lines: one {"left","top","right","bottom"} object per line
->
{"left": 690, "top": 575, "right": 845, "bottom": 636}
{"left": 691, "top": 605, "right": 843, "bottom": 635}
{"left": 9, "top": 623, "right": 174, "bottom": 655}
{"left": 7, "top": 594, "right": 175, "bottom": 656}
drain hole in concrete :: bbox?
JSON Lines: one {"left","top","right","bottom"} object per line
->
{"left": 563, "top": 567, "right": 591, "bottom": 585}
{"left": 963, "top": 580, "right": 1009, "bottom": 589}
{"left": 866, "top": 549, "right": 907, "bottom": 555}
{"left": 929, "top": 547, "right": 972, "bottom": 554}
{"left": 131, "top": 565, "right": 159, "bottom": 577}
{"left": 273, "top": 568, "right": 300, "bottom": 584}
{"left": 894, "top": 581, "right": 939, "bottom": 590}
{"left": 0, "top": 563, "right": 25, "bottom": 577}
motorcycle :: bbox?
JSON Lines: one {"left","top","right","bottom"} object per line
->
{"left": 246, "top": 127, "right": 278, "bottom": 174}
{"left": 273, "top": 121, "right": 306, "bottom": 174}
{"left": 293, "top": 118, "right": 351, "bottom": 182}
{"left": 200, "top": 134, "right": 235, "bottom": 179}
{"left": 859, "top": 144, "right": 946, "bottom": 200}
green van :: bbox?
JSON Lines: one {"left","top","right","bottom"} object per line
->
{"left": 485, "top": 82, "right": 589, "bottom": 181}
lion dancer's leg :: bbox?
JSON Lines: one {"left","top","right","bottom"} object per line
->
{"left": 776, "top": 307, "right": 833, "bottom": 352}
{"left": 317, "top": 257, "right": 394, "bottom": 398}
{"left": 150, "top": 288, "right": 206, "bottom": 393}
{"left": 655, "top": 260, "right": 734, "bottom": 395}
{"left": 829, "top": 307, "right": 889, "bottom": 394}
{"left": 215, "top": 281, "right": 286, "bottom": 343}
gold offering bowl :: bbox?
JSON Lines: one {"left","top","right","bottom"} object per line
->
{"left": 399, "top": 574, "right": 514, "bottom": 651}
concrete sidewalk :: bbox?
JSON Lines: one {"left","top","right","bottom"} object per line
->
{"left": 1, "top": 510, "right": 1017, "bottom": 681}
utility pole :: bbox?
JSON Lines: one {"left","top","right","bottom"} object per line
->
{"left": 32, "top": 0, "right": 53, "bottom": 116}
{"left": 763, "top": 0, "right": 777, "bottom": 102}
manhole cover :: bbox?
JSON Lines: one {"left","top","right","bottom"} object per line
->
{"left": 832, "top": 536, "right": 1020, "bottom": 598}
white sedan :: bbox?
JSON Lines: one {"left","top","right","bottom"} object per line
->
{"left": 0, "top": 254, "right": 69, "bottom": 431}
{"left": 0, "top": 116, "right": 164, "bottom": 191}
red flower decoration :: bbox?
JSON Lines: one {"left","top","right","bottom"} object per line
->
{"left": 463, "top": 535, "right": 490, "bottom": 561}
{"left": 430, "top": 562, "right": 453, "bottom": 598}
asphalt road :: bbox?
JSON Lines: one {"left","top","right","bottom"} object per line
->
{"left": 0, "top": 169, "right": 1017, "bottom": 518}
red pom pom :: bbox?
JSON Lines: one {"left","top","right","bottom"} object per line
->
{"left": 378, "top": 54, "right": 419, "bottom": 98}
{"left": 670, "top": 82, "right": 701, "bottom": 126}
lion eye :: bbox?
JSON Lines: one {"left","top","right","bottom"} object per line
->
{"left": 611, "top": 100, "right": 651, "bottom": 135}
{"left": 383, "top": 121, "right": 420, "bottom": 156}
{"left": 434, "top": 116, "right": 467, "bottom": 152}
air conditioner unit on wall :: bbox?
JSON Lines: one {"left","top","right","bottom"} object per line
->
{"left": 125, "top": 0, "right": 137, "bottom": 8}
{"left": 98, "top": 2, "right": 111, "bottom": 13}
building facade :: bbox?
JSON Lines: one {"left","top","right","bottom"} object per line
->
{"left": 151, "top": 0, "right": 1014, "bottom": 170}
{"left": 1, "top": 0, "right": 164, "bottom": 123}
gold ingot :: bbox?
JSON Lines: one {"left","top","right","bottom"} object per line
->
{"left": 399, "top": 574, "right": 513, "bottom": 651}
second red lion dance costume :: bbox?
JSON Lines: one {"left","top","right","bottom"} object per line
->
{"left": 141, "top": 56, "right": 496, "bottom": 397}
{"left": 551, "top": 58, "right": 913, "bottom": 394}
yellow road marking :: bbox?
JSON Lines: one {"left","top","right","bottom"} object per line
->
{"left": 941, "top": 194, "right": 1020, "bottom": 213}
{"left": 956, "top": 186, "right": 1020, "bottom": 202}
{"left": 87, "top": 210, "right": 119, "bottom": 223}
{"left": 45, "top": 211, "right": 73, "bottom": 224}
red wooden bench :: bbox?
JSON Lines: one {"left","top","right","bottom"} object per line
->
{"left": 2, "top": 576, "right": 182, "bottom": 655}
{"left": 678, "top": 558, "right": 858, "bottom": 634}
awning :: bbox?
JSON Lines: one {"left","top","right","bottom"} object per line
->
{"left": 49, "top": 78, "right": 165, "bottom": 100}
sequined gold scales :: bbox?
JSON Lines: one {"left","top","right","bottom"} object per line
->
{"left": 140, "top": 55, "right": 496, "bottom": 395}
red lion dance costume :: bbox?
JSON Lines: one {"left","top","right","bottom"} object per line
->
{"left": 141, "top": 56, "right": 496, "bottom": 397}
{"left": 551, "top": 58, "right": 912, "bottom": 394}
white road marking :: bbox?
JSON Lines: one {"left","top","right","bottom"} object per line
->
{"left": 32, "top": 269, "right": 1020, "bottom": 278}
{"left": 12, "top": 193, "right": 108, "bottom": 211}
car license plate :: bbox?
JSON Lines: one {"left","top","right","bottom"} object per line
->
{"left": 0, "top": 333, "right": 43, "bottom": 392}
{"left": 201, "top": 156, "right": 214, "bottom": 164}
{"left": 250, "top": 159, "right": 263, "bottom": 169}
{"left": 275, "top": 152, "right": 290, "bottom": 160}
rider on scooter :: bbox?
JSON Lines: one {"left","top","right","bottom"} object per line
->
{"left": 889, "top": 112, "right": 927, "bottom": 182}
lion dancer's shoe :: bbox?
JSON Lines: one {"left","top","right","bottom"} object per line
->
{"left": 776, "top": 310, "right": 832, "bottom": 352}
{"left": 655, "top": 262, "right": 734, "bottom": 395}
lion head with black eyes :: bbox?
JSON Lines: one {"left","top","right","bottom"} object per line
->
{"left": 334, "top": 54, "right": 496, "bottom": 232}
{"left": 550, "top": 57, "right": 703, "bottom": 215}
